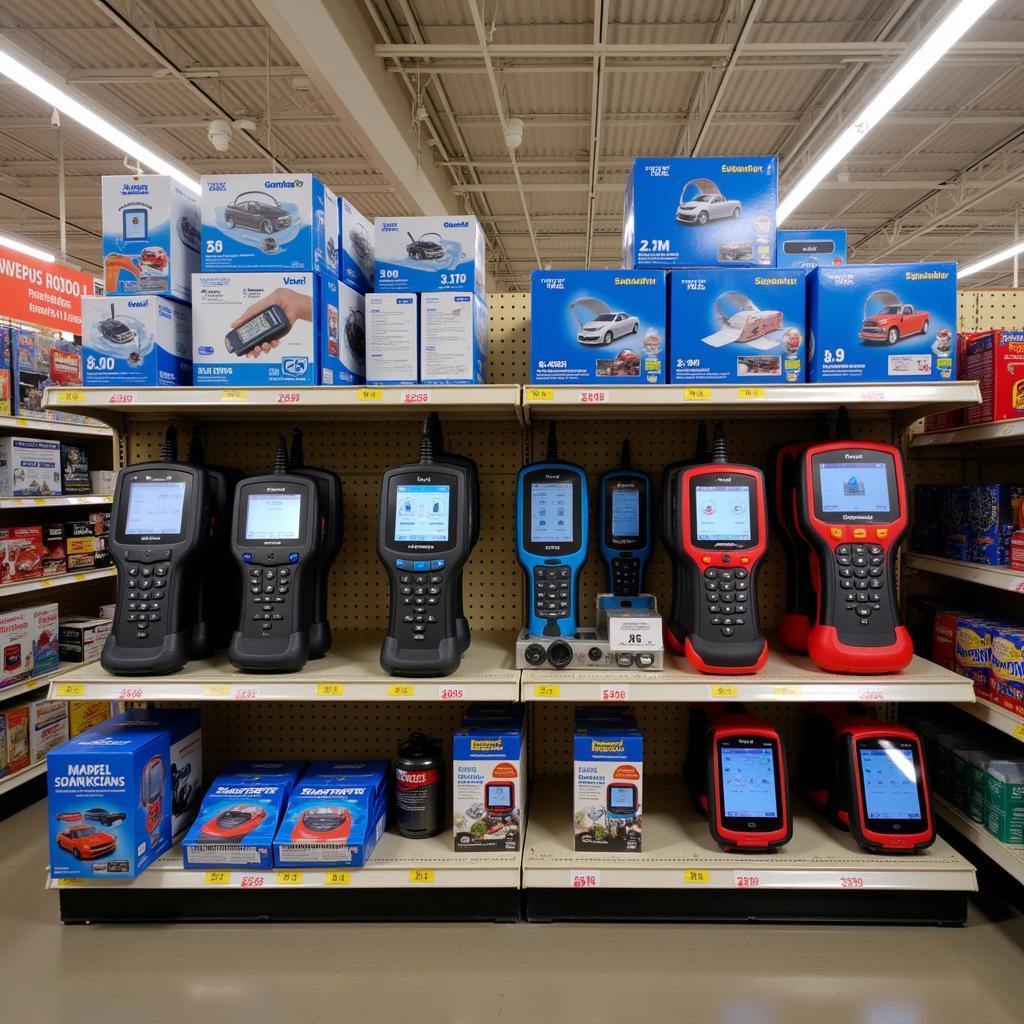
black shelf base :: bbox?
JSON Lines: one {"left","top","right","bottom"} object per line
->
{"left": 0, "top": 771, "right": 46, "bottom": 823}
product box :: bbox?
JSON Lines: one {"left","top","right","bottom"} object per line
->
{"left": 27, "top": 697, "right": 68, "bottom": 763}
{"left": 191, "top": 271, "right": 324, "bottom": 386}
{"left": 453, "top": 704, "right": 526, "bottom": 852}
{"left": 90, "top": 470, "right": 117, "bottom": 495}
{"left": 319, "top": 277, "right": 365, "bottom": 386}
{"left": 274, "top": 763, "right": 389, "bottom": 868}
{"left": 60, "top": 443, "right": 91, "bottom": 494}
{"left": 64, "top": 514, "right": 111, "bottom": 571}
{"left": 3, "top": 706, "right": 28, "bottom": 773}
{"left": 966, "top": 484, "right": 1024, "bottom": 566}
{"left": 573, "top": 707, "right": 643, "bottom": 852}
{"left": 950, "top": 741, "right": 986, "bottom": 811}
{"left": 339, "top": 195, "right": 375, "bottom": 294}
{"left": 1011, "top": 530, "right": 1024, "bottom": 572}
{"left": 12, "top": 330, "right": 82, "bottom": 420}
{"left": 81, "top": 294, "right": 192, "bottom": 387}
{"left": 985, "top": 760, "right": 1024, "bottom": 844}
{"left": 0, "top": 602, "right": 58, "bottom": 687}
{"left": 101, "top": 174, "right": 200, "bottom": 301}
{"left": 375, "top": 215, "right": 486, "bottom": 295}
{"left": 0, "top": 714, "right": 6, "bottom": 777}
{"left": 68, "top": 699, "right": 115, "bottom": 738}
{"left": 303, "top": 759, "right": 390, "bottom": 782}
{"left": 59, "top": 616, "right": 113, "bottom": 664}
{"left": 200, "top": 173, "right": 338, "bottom": 276}
{"left": 530, "top": 270, "right": 666, "bottom": 385}
{"left": 668, "top": 268, "right": 806, "bottom": 384}
{"left": 623, "top": 156, "right": 777, "bottom": 269}
{"left": 939, "top": 485, "right": 971, "bottom": 561}
{"left": 420, "top": 292, "right": 487, "bottom": 384}
{"left": 776, "top": 229, "right": 847, "bottom": 268}
{"left": 955, "top": 614, "right": 1002, "bottom": 698}
{"left": 966, "top": 749, "right": 992, "bottom": 824}
{"left": 0, "top": 326, "right": 11, "bottom": 416}
{"left": 990, "top": 625, "right": 1024, "bottom": 712}
{"left": 42, "top": 524, "right": 66, "bottom": 577}
{"left": 808, "top": 263, "right": 957, "bottom": 383}
{"left": 964, "top": 330, "right": 1024, "bottom": 425}
{"left": 912, "top": 484, "right": 941, "bottom": 555}
{"left": 931, "top": 608, "right": 962, "bottom": 673}
{"left": 0, "top": 436, "right": 61, "bottom": 496}
{"left": 0, "top": 526, "right": 45, "bottom": 584}
{"left": 366, "top": 293, "right": 418, "bottom": 385}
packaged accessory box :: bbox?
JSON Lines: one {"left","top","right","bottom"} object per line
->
{"left": 60, "top": 444, "right": 91, "bottom": 494}
{"left": 3, "top": 706, "right": 29, "bottom": 773}
{"left": 339, "top": 195, "right": 375, "bottom": 294}
{"left": 776, "top": 229, "right": 847, "bottom": 268}
{"left": 530, "top": 269, "right": 667, "bottom": 385}
{"left": 68, "top": 699, "right": 115, "bottom": 738}
{"left": 376, "top": 215, "right": 486, "bottom": 296}
{"left": 201, "top": 173, "right": 338, "bottom": 276}
{"left": 0, "top": 602, "right": 58, "bottom": 687}
{"left": 101, "top": 174, "right": 200, "bottom": 302}
{"left": 12, "top": 330, "right": 82, "bottom": 420}
{"left": 366, "top": 293, "right": 418, "bottom": 385}
{"left": 320, "top": 277, "right": 366, "bottom": 386}
{"left": 27, "top": 697, "right": 68, "bottom": 764}
{"left": 623, "top": 156, "right": 777, "bottom": 269}
{"left": 64, "top": 514, "right": 111, "bottom": 571}
{"left": 0, "top": 436, "right": 61, "bottom": 497}
{"left": 0, "top": 526, "right": 46, "bottom": 584}
{"left": 58, "top": 616, "right": 113, "bottom": 664}
{"left": 808, "top": 263, "right": 957, "bottom": 383}
{"left": 0, "top": 326, "right": 11, "bottom": 416}
{"left": 420, "top": 291, "right": 488, "bottom": 384}
{"left": 985, "top": 761, "right": 1024, "bottom": 844}
{"left": 668, "top": 268, "right": 807, "bottom": 384}
{"left": 964, "top": 330, "right": 1024, "bottom": 425}
{"left": 81, "top": 294, "right": 192, "bottom": 387}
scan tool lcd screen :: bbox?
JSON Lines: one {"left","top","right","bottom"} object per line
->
{"left": 394, "top": 484, "right": 450, "bottom": 543}
{"left": 125, "top": 481, "right": 186, "bottom": 536}
{"left": 246, "top": 493, "right": 302, "bottom": 540}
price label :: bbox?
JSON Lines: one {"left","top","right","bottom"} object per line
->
{"left": 202, "top": 684, "right": 231, "bottom": 698}
{"left": 232, "top": 686, "right": 260, "bottom": 700}
{"left": 601, "top": 686, "right": 630, "bottom": 702}
{"left": 239, "top": 874, "right": 265, "bottom": 889}
{"left": 57, "top": 390, "right": 84, "bottom": 403}
{"left": 438, "top": 685, "right": 465, "bottom": 700}
{"left": 839, "top": 875, "right": 865, "bottom": 888}
{"left": 277, "top": 870, "right": 303, "bottom": 885}
{"left": 773, "top": 685, "right": 802, "bottom": 697}
{"left": 533, "top": 684, "right": 560, "bottom": 699}
{"left": 734, "top": 873, "right": 761, "bottom": 888}
{"left": 315, "top": 683, "right": 346, "bottom": 697}
{"left": 204, "top": 870, "right": 231, "bottom": 886}
{"left": 118, "top": 686, "right": 143, "bottom": 700}
{"left": 276, "top": 392, "right": 301, "bottom": 404}
{"left": 108, "top": 392, "right": 134, "bottom": 405}
{"left": 386, "top": 684, "right": 415, "bottom": 698}
{"left": 1012, "top": 723, "right": 1024, "bottom": 741}
{"left": 357, "top": 388, "right": 383, "bottom": 402}
{"left": 607, "top": 617, "right": 661, "bottom": 651}
{"left": 710, "top": 685, "right": 738, "bottom": 698}
{"left": 578, "top": 389, "right": 608, "bottom": 404}
{"left": 737, "top": 386, "right": 765, "bottom": 400}
{"left": 57, "top": 877, "right": 84, "bottom": 887}
{"left": 570, "top": 870, "right": 600, "bottom": 888}
{"left": 1013, "top": 581, "right": 1024, "bottom": 594}
{"left": 32, "top": 497, "right": 46, "bottom": 506}
{"left": 73, "top": 573, "right": 88, "bottom": 582}
{"left": 54, "top": 683, "right": 85, "bottom": 698}
{"left": 858, "top": 688, "right": 886, "bottom": 702}
{"left": 859, "top": 389, "right": 885, "bottom": 402}
{"left": 683, "top": 387, "right": 711, "bottom": 401}
{"left": 683, "top": 869, "right": 710, "bottom": 884}
{"left": 525, "top": 387, "right": 554, "bottom": 401}
{"left": 220, "top": 389, "right": 248, "bottom": 402}
{"left": 40, "top": 578, "right": 54, "bottom": 587}
{"left": 401, "top": 390, "right": 432, "bottom": 404}
{"left": 326, "top": 870, "right": 351, "bottom": 886}
{"left": 408, "top": 869, "right": 435, "bottom": 884}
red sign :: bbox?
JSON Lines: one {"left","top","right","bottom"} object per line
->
{"left": 0, "top": 249, "right": 94, "bottom": 333}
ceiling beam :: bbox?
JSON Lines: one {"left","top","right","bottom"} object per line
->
{"left": 451, "top": 179, "right": 1009, "bottom": 194}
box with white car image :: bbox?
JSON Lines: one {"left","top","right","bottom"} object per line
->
{"left": 669, "top": 268, "right": 808, "bottom": 385}
{"left": 530, "top": 269, "right": 667, "bottom": 385}
{"left": 375, "top": 215, "right": 486, "bottom": 295}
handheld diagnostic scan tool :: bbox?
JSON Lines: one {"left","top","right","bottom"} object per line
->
{"left": 228, "top": 437, "right": 320, "bottom": 673}
{"left": 804, "top": 704, "right": 934, "bottom": 853}
{"left": 225, "top": 304, "right": 289, "bottom": 357}
{"left": 516, "top": 422, "right": 588, "bottom": 639}
{"left": 290, "top": 429, "right": 343, "bottom": 659}
{"left": 599, "top": 440, "right": 652, "bottom": 599}
{"left": 795, "top": 439, "right": 911, "bottom": 674}
{"left": 676, "top": 424, "right": 768, "bottom": 674}
{"left": 378, "top": 418, "right": 474, "bottom": 677}
{"left": 102, "top": 428, "right": 211, "bottom": 675}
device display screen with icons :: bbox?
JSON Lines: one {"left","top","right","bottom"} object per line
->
{"left": 808, "top": 449, "right": 900, "bottom": 526}
{"left": 123, "top": 479, "right": 188, "bottom": 538}
{"left": 244, "top": 493, "right": 303, "bottom": 541}
{"left": 484, "top": 781, "right": 515, "bottom": 816}
{"left": 599, "top": 462, "right": 653, "bottom": 599}
{"left": 606, "top": 783, "right": 639, "bottom": 818}
{"left": 717, "top": 737, "right": 784, "bottom": 829}
{"left": 394, "top": 484, "right": 451, "bottom": 544}
{"left": 224, "top": 304, "right": 289, "bottom": 357}
{"left": 694, "top": 484, "right": 753, "bottom": 543}
{"left": 854, "top": 738, "right": 928, "bottom": 831}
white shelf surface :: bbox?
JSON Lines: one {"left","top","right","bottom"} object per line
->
{"left": 521, "top": 651, "right": 973, "bottom": 703}
{"left": 0, "top": 494, "right": 111, "bottom": 509}
{"left": 0, "top": 760, "right": 46, "bottom": 797}
{"left": 48, "top": 824, "right": 521, "bottom": 890}
{"left": 957, "top": 697, "right": 1024, "bottom": 743}
{"left": 43, "top": 385, "right": 522, "bottom": 423}
{"left": 524, "top": 382, "right": 980, "bottom": 420}
{"left": 47, "top": 630, "right": 520, "bottom": 702}
{"left": 935, "top": 796, "right": 1024, "bottom": 885}
{"left": 0, "top": 414, "right": 111, "bottom": 438}
{"left": 523, "top": 777, "right": 977, "bottom": 892}
{"left": 0, "top": 566, "right": 115, "bottom": 599}
{"left": 907, "top": 553, "right": 1024, "bottom": 594}
{"left": 912, "top": 418, "right": 1024, "bottom": 448}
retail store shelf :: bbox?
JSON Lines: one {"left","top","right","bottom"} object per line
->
{"left": 912, "top": 418, "right": 1024, "bottom": 448}
{"left": 47, "top": 630, "right": 520, "bottom": 702}
{"left": 0, "top": 566, "right": 115, "bottom": 599}
{"left": 523, "top": 382, "right": 980, "bottom": 421}
{"left": 0, "top": 494, "right": 111, "bottom": 509}
{"left": 0, "top": 663, "right": 81, "bottom": 705}
{"left": 907, "top": 553, "right": 1024, "bottom": 593}
{"left": 521, "top": 650, "right": 973, "bottom": 703}
{"left": 0, "top": 414, "right": 111, "bottom": 438}
{"left": 957, "top": 697, "right": 1024, "bottom": 742}
{"left": 935, "top": 796, "right": 1024, "bottom": 885}
{"left": 43, "top": 385, "right": 522, "bottom": 424}
{"left": 0, "top": 760, "right": 46, "bottom": 798}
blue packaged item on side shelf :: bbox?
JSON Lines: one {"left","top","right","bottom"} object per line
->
{"left": 966, "top": 484, "right": 1024, "bottom": 566}
{"left": 940, "top": 485, "right": 972, "bottom": 561}
{"left": 0, "top": 326, "right": 12, "bottom": 416}
{"left": 376, "top": 216, "right": 486, "bottom": 295}
{"left": 776, "top": 229, "right": 846, "bottom": 268}
{"left": 912, "top": 484, "right": 943, "bottom": 554}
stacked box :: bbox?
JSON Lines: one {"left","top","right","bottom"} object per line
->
{"left": 420, "top": 292, "right": 488, "bottom": 385}
{"left": 365, "top": 293, "right": 418, "bottom": 385}
{"left": 319, "top": 277, "right": 365, "bottom": 386}
{"left": 985, "top": 761, "right": 1024, "bottom": 844}
{"left": 964, "top": 330, "right": 1024, "bottom": 425}
{"left": 0, "top": 526, "right": 45, "bottom": 584}
{"left": 12, "top": 330, "right": 82, "bottom": 420}
{"left": 68, "top": 700, "right": 115, "bottom": 738}
{"left": 955, "top": 614, "right": 1002, "bottom": 699}
{"left": 990, "top": 625, "right": 1024, "bottom": 715}
{"left": 950, "top": 741, "right": 987, "bottom": 811}
{"left": 64, "top": 514, "right": 111, "bottom": 571}
{"left": 966, "top": 484, "right": 1024, "bottom": 565}
{"left": 2, "top": 706, "right": 28, "bottom": 774}
{"left": 42, "top": 525, "right": 66, "bottom": 577}
{"left": 0, "top": 437, "right": 62, "bottom": 496}
{"left": 27, "top": 697, "right": 68, "bottom": 763}
{"left": 339, "top": 195, "right": 375, "bottom": 294}
{"left": 931, "top": 608, "right": 962, "bottom": 673}
{"left": 60, "top": 444, "right": 91, "bottom": 494}
{"left": 0, "top": 602, "right": 58, "bottom": 688}
{"left": 375, "top": 216, "right": 486, "bottom": 296}
{"left": 966, "top": 749, "right": 993, "bottom": 824}
{"left": 939, "top": 485, "right": 970, "bottom": 561}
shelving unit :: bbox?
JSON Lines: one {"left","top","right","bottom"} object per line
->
{"left": 0, "top": 414, "right": 111, "bottom": 439}
{"left": 0, "top": 761, "right": 47, "bottom": 821}
{"left": 911, "top": 419, "right": 1024, "bottom": 448}
{"left": 906, "top": 554, "right": 1024, "bottom": 594}
{"left": 0, "top": 495, "right": 111, "bottom": 509}
{"left": 957, "top": 697, "right": 1024, "bottom": 743}
{"left": 935, "top": 797, "right": 1024, "bottom": 887}
{"left": 0, "top": 566, "right": 116, "bottom": 599}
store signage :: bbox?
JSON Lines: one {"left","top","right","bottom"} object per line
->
{"left": 0, "top": 250, "right": 94, "bottom": 332}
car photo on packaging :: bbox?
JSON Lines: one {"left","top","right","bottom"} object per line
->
{"left": 199, "top": 804, "right": 268, "bottom": 842}
{"left": 405, "top": 231, "right": 446, "bottom": 261}
{"left": 859, "top": 289, "right": 930, "bottom": 345}
{"left": 57, "top": 824, "right": 117, "bottom": 860}
{"left": 84, "top": 807, "right": 127, "bottom": 827}
{"left": 290, "top": 806, "right": 352, "bottom": 843}
{"left": 571, "top": 297, "right": 639, "bottom": 346}
{"left": 676, "top": 178, "right": 742, "bottom": 225}
{"left": 224, "top": 191, "right": 292, "bottom": 234}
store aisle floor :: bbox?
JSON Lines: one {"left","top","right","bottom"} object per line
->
{"left": 2, "top": 800, "right": 1021, "bottom": 1024}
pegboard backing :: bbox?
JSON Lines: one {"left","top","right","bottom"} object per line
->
{"left": 959, "top": 289, "right": 1024, "bottom": 332}
{"left": 486, "top": 292, "right": 529, "bottom": 386}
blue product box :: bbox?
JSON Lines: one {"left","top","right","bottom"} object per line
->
{"left": 966, "top": 484, "right": 1024, "bottom": 566}
{"left": 420, "top": 292, "right": 488, "bottom": 384}
{"left": 530, "top": 269, "right": 667, "bottom": 385}
{"left": 808, "top": 263, "right": 957, "bottom": 382}
{"left": 319, "top": 277, "right": 365, "bottom": 386}
{"left": 81, "top": 295, "right": 192, "bottom": 387}
{"left": 101, "top": 174, "right": 200, "bottom": 301}
{"left": 0, "top": 326, "right": 11, "bottom": 416}
{"left": 200, "top": 174, "right": 338, "bottom": 276}
{"left": 776, "top": 229, "right": 847, "bottom": 268}
{"left": 366, "top": 293, "right": 418, "bottom": 385}
{"left": 912, "top": 484, "right": 942, "bottom": 554}
{"left": 274, "top": 765, "right": 389, "bottom": 868}
{"left": 668, "top": 268, "right": 807, "bottom": 385}
{"left": 339, "top": 195, "right": 375, "bottom": 294}
{"left": 623, "top": 157, "right": 777, "bottom": 269}
{"left": 375, "top": 216, "right": 486, "bottom": 295}
{"left": 940, "top": 485, "right": 971, "bottom": 561}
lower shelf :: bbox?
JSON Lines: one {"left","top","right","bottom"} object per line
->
{"left": 0, "top": 761, "right": 46, "bottom": 822}
{"left": 935, "top": 796, "right": 1024, "bottom": 885}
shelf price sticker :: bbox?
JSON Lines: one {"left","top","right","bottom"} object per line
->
{"left": 202, "top": 684, "right": 231, "bottom": 698}
{"left": 231, "top": 686, "right": 261, "bottom": 700}
{"left": 533, "top": 683, "right": 560, "bottom": 699}
{"left": 710, "top": 685, "right": 738, "bottom": 698}
{"left": 276, "top": 870, "right": 304, "bottom": 886}
{"left": 773, "top": 685, "right": 802, "bottom": 697}
{"left": 107, "top": 392, "right": 134, "bottom": 405}
{"left": 570, "top": 870, "right": 600, "bottom": 888}
{"left": 386, "top": 684, "right": 416, "bottom": 698}
{"left": 326, "top": 870, "right": 351, "bottom": 886}
{"left": 204, "top": 870, "right": 231, "bottom": 886}
{"left": 734, "top": 873, "right": 761, "bottom": 888}
{"left": 239, "top": 874, "right": 265, "bottom": 889}
{"left": 118, "top": 686, "right": 144, "bottom": 701}
{"left": 357, "top": 387, "right": 383, "bottom": 402}
{"left": 438, "top": 685, "right": 465, "bottom": 701}
{"left": 578, "top": 389, "right": 608, "bottom": 404}
{"left": 54, "top": 683, "right": 85, "bottom": 698}
{"left": 858, "top": 688, "right": 887, "bottom": 702}
{"left": 839, "top": 875, "right": 865, "bottom": 889}
{"left": 57, "top": 877, "right": 84, "bottom": 887}
{"left": 409, "top": 869, "right": 435, "bottom": 884}
{"left": 220, "top": 389, "right": 248, "bottom": 402}
{"left": 683, "top": 869, "right": 710, "bottom": 885}
{"left": 737, "top": 386, "right": 765, "bottom": 400}
{"left": 1012, "top": 723, "right": 1024, "bottom": 741}
{"left": 56, "top": 390, "right": 84, "bottom": 403}
{"left": 525, "top": 387, "right": 554, "bottom": 402}
{"left": 401, "top": 390, "right": 431, "bottom": 405}
{"left": 683, "top": 387, "right": 711, "bottom": 401}
{"left": 600, "top": 685, "right": 630, "bottom": 702}
{"left": 315, "top": 683, "right": 346, "bottom": 697}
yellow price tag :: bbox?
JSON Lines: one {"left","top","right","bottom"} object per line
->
{"left": 316, "top": 683, "right": 346, "bottom": 697}
{"left": 57, "top": 390, "right": 84, "bottom": 403}
{"left": 40, "top": 578, "right": 54, "bottom": 587}
{"left": 408, "top": 869, "right": 435, "bottom": 884}
{"left": 326, "top": 870, "right": 351, "bottom": 886}
{"left": 525, "top": 387, "right": 554, "bottom": 401}
{"left": 202, "top": 684, "right": 231, "bottom": 698}
{"left": 683, "top": 387, "right": 711, "bottom": 401}
{"left": 73, "top": 573, "right": 88, "bottom": 582}
{"left": 57, "top": 877, "right": 84, "bottom": 887}
{"left": 220, "top": 389, "right": 248, "bottom": 401}
{"left": 773, "top": 685, "right": 802, "bottom": 697}
{"left": 55, "top": 683, "right": 85, "bottom": 698}
{"left": 683, "top": 869, "right": 710, "bottom": 884}
{"left": 277, "top": 870, "right": 303, "bottom": 885}
{"left": 711, "top": 685, "right": 738, "bottom": 698}
{"left": 386, "top": 684, "right": 415, "bottom": 697}
{"left": 533, "top": 684, "right": 561, "bottom": 698}
{"left": 204, "top": 870, "right": 231, "bottom": 886}
{"left": 737, "top": 386, "right": 766, "bottom": 400}
{"left": 357, "top": 387, "right": 383, "bottom": 401}
{"left": 33, "top": 497, "right": 46, "bottom": 505}
{"left": 1013, "top": 723, "right": 1024, "bottom": 741}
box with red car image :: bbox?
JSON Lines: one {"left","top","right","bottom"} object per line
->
{"left": 0, "top": 602, "right": 58, "bottom": 689}
{"left": 964, "top": 330, "right": 1024, "bottom": 425}
{"left": 274, "top": 761, "right": 389, "bottom": 868}
{"left": 183, "top": 760, "right": 304, "bottom": 869}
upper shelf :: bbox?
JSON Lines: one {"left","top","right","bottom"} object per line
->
{"left": 0, "top": 495, "right": 111, "bottom": 510}
{"left": 911, "top": 418, "right": 1024, "bottom": 448}
{"left": 0, "top": 414, "right": 111, "bottom": 438}
{"left": 907, "top": 553, "right": 1024, "bottom": 594}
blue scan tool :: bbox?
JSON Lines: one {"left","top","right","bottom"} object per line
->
{"left": 123, "top": 207, "right": 149, "bottom": 241}
{"left": 516, "top": 422, "right": 588, "bottom": 638}
{"left": 599, "top": 440, "right": 652, "bottom": 599}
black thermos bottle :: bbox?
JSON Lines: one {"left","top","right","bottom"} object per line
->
{"left": 395, "top": 732, "right": 444, "bottom": 838}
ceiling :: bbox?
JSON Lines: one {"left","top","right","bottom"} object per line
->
{"left": 1, "top": 0, "right": 1023, "bottom": 290}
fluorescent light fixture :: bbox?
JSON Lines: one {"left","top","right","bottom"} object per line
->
{"left": 777, "top": 0, "right": 998, "bottom": 225}
{"left": 959, "top": 238, "right": 1024, "bottom": 279}
{"left": 0, "top": 232, "right": 55, "bottom": 262}
{"left": 0, "top": 43, "right": 201, "bottom": 194}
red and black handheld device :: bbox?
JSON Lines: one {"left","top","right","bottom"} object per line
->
{"left": 803, "top": 704, "right": 933, "bottom": 853}
{"left": 676, "top": 424, "right": 769, "bottom": 674}
{"left": 795, "top": 440, "right": 912, "bottom": 674}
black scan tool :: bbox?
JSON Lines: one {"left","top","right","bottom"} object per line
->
{"left": 290, "top": 429, "right": 343, "bottom": 659}
{"left": 102, "top": 428, "right": 211, "bottom": 676}
{"left": 228, "top": 437, "right": 320, "bottom": 673}
{"left": 378, "top": 419, "right": 474, "bottom": 677}
{"left": 599, "top": 439, "right": 652, "bottom": 598}
{"left": 224, "top": 304, "right": 289, "bottom": 357}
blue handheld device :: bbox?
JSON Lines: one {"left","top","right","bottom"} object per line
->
{"left": 599, "top": 440, "right": 652, "bottom": 598}
{"left": 516, "top": 422, "right": 589, "bottom": 638}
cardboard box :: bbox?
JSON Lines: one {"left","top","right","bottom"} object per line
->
{"left": 623, "top": 156, "right": 777, "bottom": 269}
{"left": 955, "top": 614, "right": 1003, "bottom": 699}
{"left": 668, "top": 268, "right": 806, "bottom": 384}
{"left": 60, "top": 443, "right": 91, "bottom": 494}
{"left": 808, "top": 263, "right": 957, "bottom": 383}
{"left": 319, "top": 277, "right": 365, "bottom": 386}
{"left": 0, "top": 436, "right": 62, "bottom": 496}
{"left": 366, "top": 293, "right": 418, "bottom": 385}
{"left": 964, "top": 330, "right": 1024, "bottom": 425}
{"left": 3, "top": 706, "right": 28, "bottom": 773}
{"left": 200, "top": 173, "right": 337, "bottom": 275}
{"left": 420, "top": 292, "right": 487, "bottom": 384}
{"left": 931, "top": 608, "right": 961, "bottom": 673}
{"left": 59, "top": 616, "right": 113, "bottom": 664}
{"left": 82, "top": 294, "right": 192, "bottom": 387}
{"left": 375, "top": 215, "right": 486, "bottom": 295}
{"left": 776, "top": 229, "right": 847, "bottom": 268}
{"left": 0, "top": 526, "right": 45, "bottom": 584}
{"left": 27, "top": 697, "right": 68, "bottom": 763}
{"left": 0, "top": 713, "right": 7, "bottom": 777}
{"left": 12, "top": 330, "right": 82, "bottom": 420}
{"left": 191, "top": 271, "right": 324, "bottom": 387}
{"left": 90, "top": 470, "right": 117, "bottom": 495}
{"left": 0, "top": 326, "right": 11, "bottom": 416}
{"left": 950, "top": 742, "right": 987, "bottom": 812}
{"left": 990, "top": 625, "right": 1024, "bottom": 713}
{"left": 68, "top": 699, "right": 114, "bottom": 738}
{"left": 939, "top": 485, "right": 971, "bottom": 561}
{"left": 64, "top": 514, "right": 111, "bottom": 571}
{"left": 1010, "top": 530, "right": 1024, "bottom": 572}
{"left": 339, "top": 195, "right": 374, "bottom": 294}
{"left": 0, "top": 602, "right": 58, "bottom": 688}
{"left": 42, "top": 523, "right": 66, "bottom": 577}
{"left": 530, "top": 270, "right": 666, "bottom": 386}
{"left": 985, "top": 761, "right": 1024, "bottom": 844}
{"left": 966, "top": 484, "right": 1024, "bottom": 566}
{"left": 101, "top": 174, "right": 200, "bottom": 301}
